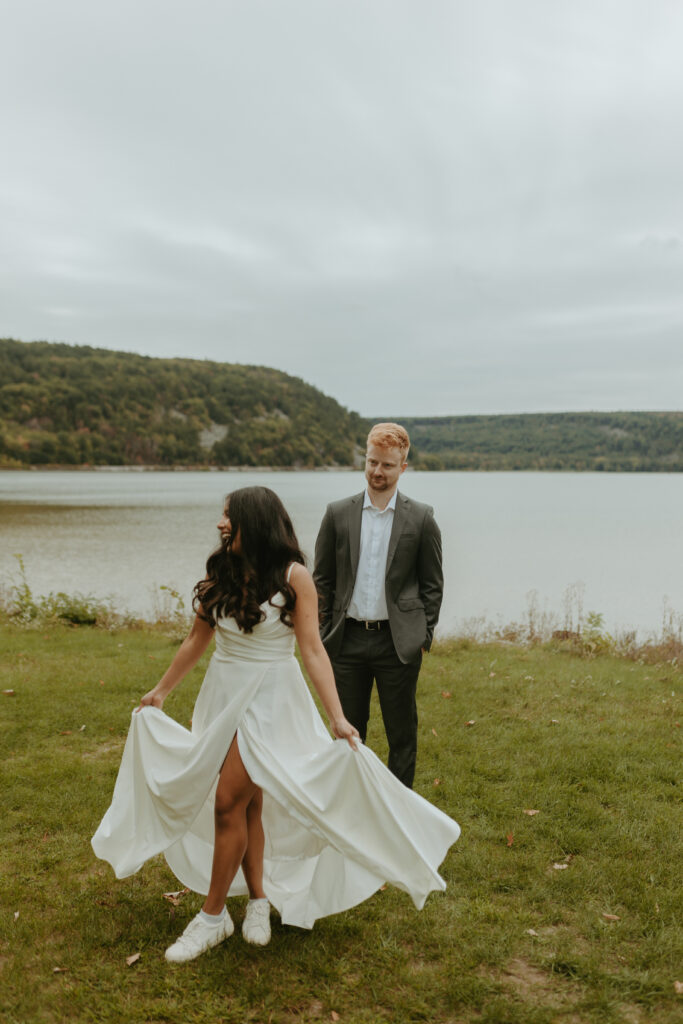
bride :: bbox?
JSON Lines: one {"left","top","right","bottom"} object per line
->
{"left": 92, "top": 486, "right": 460, "bottom": 963}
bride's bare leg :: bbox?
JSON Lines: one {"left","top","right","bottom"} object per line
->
{"left": 242, "top": 789, "right": 266, "bottom": 899}
{"left": 203, "top": 736, "right": 261, "bottom": 915}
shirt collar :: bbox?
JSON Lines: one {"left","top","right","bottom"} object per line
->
{"left": 363, "top": 488, "right": 398, "bottom": 512}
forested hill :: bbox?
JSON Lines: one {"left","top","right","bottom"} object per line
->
{"left": 0, "top": 339, "right": 366, "bottom": 467}
{"left": 399, "top": 412, "right": 683, "bottom": 472}
{"left": 2, "top": 339, "right": 682, "bottom": 470}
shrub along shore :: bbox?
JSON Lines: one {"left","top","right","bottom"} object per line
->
{"left": 0, "top": 609, "right": 681, "bottom": 1024}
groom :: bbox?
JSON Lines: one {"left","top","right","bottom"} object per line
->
{"left": 313, "top": 422, "right": 443, "bottom": 788}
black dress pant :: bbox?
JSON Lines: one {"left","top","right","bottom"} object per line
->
{"left": 331, "top": 622, "right": 422, "bottom": 788}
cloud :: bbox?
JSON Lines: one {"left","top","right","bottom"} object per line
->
{"left": 1, "top": 0, "right": 682, "bottom": 414}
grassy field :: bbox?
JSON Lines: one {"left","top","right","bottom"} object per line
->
{"left": 0, "top": 623, "right": 681, "bottom": 1024}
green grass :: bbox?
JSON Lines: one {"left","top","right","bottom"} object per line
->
{"left": 0, "top": 625, "right": 681, "bottom": 1023}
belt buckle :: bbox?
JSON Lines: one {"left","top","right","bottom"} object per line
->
{"left": 365, "top": 619, "right": 378, "bottom": 631}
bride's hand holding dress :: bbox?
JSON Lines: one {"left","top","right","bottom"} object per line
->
{"left": 135, "top": 615, "right": 215, "bottom": 712}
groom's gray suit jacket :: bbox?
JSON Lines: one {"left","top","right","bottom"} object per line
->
{"left": 313, "top": 490, "right": 443, "bottom": 664}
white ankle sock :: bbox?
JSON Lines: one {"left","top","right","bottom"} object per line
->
{"left": 200, "top": 907, "right": 226, "bottom": 924}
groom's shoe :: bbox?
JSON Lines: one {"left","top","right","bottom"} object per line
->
{"left": 165, "top": 909, "right": 234, "bottom": 963}
{"left": 242, "top": 898, "right": 271, "bottom": 945}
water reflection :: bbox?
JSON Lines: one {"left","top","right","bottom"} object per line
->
{"left": 1, "top": 470, "right": 682, "bottom": 636}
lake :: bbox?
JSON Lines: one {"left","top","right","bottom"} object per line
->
{"left": 1, "top": 469, "right": 682, "bottom": 638}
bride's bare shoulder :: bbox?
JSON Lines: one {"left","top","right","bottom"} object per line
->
{"left": 287, "top": 562, "right": 313, "bottom": 589}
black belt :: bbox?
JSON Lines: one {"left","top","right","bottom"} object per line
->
{"left": 345, "top": 617, "right": 389, "bottom": 631}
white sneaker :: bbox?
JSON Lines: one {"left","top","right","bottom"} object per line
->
{"left": 165, "top": 910, "right": 234, "bottom": 963}
{"left": 242, "top": 898, "right": 271, "bottom": 946}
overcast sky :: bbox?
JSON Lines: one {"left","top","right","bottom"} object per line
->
{"left": 1, "top": 0, "right": 682, "bottom": 417}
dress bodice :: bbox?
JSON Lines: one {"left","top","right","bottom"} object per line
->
{"left": 213, "top": 593, "right": 296, "bottom": 663}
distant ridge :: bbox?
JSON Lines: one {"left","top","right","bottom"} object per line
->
{"left": 396, "top": 412, "right": 683, "bottom": 472}
{"left": 2, "top": 339, "right": 681, "bottom": 470}
{"left": 0, "top": 339, "right": 367, "bottom": 468}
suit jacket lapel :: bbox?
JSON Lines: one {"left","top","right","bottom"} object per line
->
{"left": 385, "top": 491, "right": 408, "bottom": 575}
{"left": 348, "top": 492, "right": 363, "bottom": 576}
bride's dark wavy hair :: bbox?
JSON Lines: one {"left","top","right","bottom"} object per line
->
{"left": 193, "top": 486, "right": 305, "bottom": 632}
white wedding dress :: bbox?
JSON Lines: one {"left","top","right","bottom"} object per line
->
{"left": 92, "top": 593, "right": 460, "bottom": 929}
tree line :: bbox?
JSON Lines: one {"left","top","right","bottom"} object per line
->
{"left": 399, "top": 412, "right": 683, "bottom": 471}
{"left": 2, "top": 339, "right": 682, "bottom": 470}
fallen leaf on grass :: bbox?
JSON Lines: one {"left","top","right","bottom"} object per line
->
{"left": 162, "top": 888, "right": 190, "bottom": 906}
{"left": 79, "top": 725, "right": 86, "bottom": 732}
{"left": 441, "top": 691, "right": 452, "bottom": 698}
{"left": 433, "top": 778, "right": 441, "bottom": 787}
{"left": 379, "top": 885, "right": 387, "bottom": 892}
{"left": 602, "top": 913, "right": 621, "bottom": 922}
{"left": 523, "top": 809, "right": 540, "bottom": 816}
{"left": 13, "top": 911, "right": 19, "bottom": 922}
{"left": 489, "top": 671, "right": 496, "bottom": 678}
{"left": 53, "top": 967, "right": 68, "bottom": 974}
{"left": 126, "top": 953, "right": 141, "bottom": 967}
{"left": 525, "top": 928, "right": 538, "bottom": 936}
{"left": 331, "top": 1013, "right": 340, "bottom": 1022}
{"left": 550, "top": 719, "right": 559, "bottom": 725}
{"left": 552, "top": 863, "right": 569, "bottom": 870}
{"left": 506, "top": 833, "right": 514, "bottom": 847}
{"left": 431, "top": 728, "right": 438, "bottom": 737}
{"left": 60, "top": 731, "right": 72, "bottom": 736}
{"left": 674, "top": 980, "right": 683, "bottom": 995}
{"left": 465, "top": 720, "right": 475, "bottom": 727}
{"left": 2, "top": 689, "right": 15, "bottom": 696}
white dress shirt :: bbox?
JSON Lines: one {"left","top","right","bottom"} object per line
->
{"left": 347, "top": 488, "right": 397, "bottom": 621}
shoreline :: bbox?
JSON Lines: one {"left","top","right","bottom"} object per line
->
{"left": 2, "top": 463, "right": 683, "bottom": 475}
{"left": 0, "top": 463, "right": 360, "bottom": 473}
{"left": 1, "top": 600, "right": 681, "bottom": 659}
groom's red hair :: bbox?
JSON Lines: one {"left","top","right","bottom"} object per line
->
{"left": 367, "top": 423, "right": 410, "bottom": 460}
